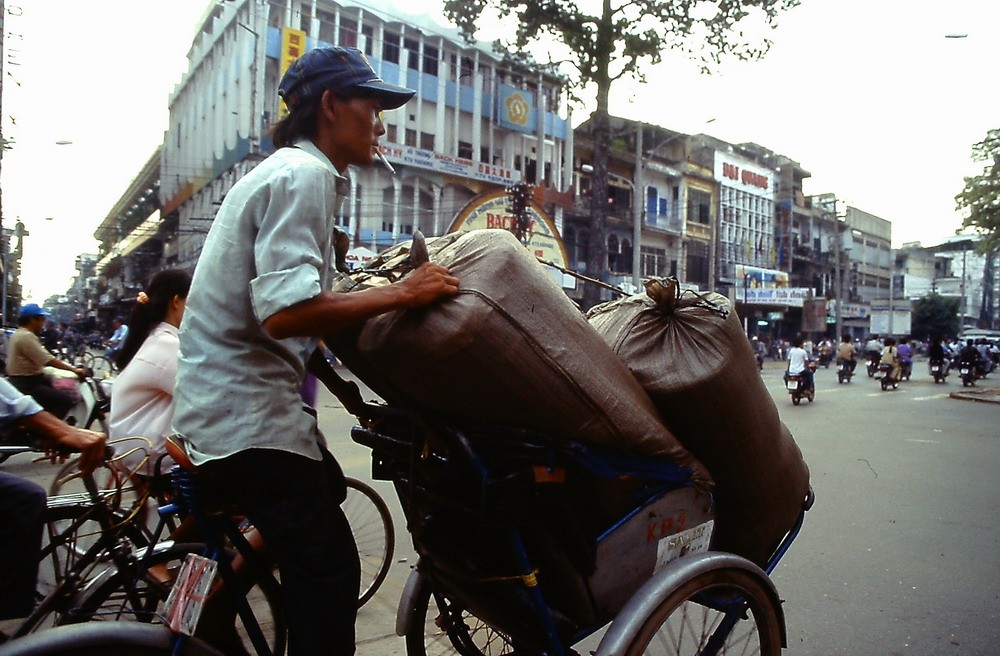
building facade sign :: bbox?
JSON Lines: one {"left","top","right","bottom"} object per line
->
{"left": 735, "top": 264, "right": 789, "bottom": 289}
{"left": 736, "top": 287, "right": 815, "bottom": 307}
{"left": 802, "top": 299, "right": 828, "bottom": 332}
{"left": 279, "top": 28, "right": 307, "bottom": 118}
{"left": 496, "top": 84, "right": 536, "bottom": 134}
{"left": 449, "top": 190, "right": 569, "bottom": 284}
{"left": 827, "top": 300, "right": 870, "bottom": 319}
{"left": 379, "top": 142, "right": 522, "bottom": 186}
{"left": 714, "top": 155, "right": 776, "bottom": 196}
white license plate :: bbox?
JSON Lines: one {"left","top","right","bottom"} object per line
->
{"left": 786, "top": 381, "right": 799, "bottom": 390}
{"left": 931, "top": 366, "right": 940, "bottom": 372}
{"left": 961, "top": 368, "right": 970, "bottom": 375}
{"left": 163, "top": 553, "right": 217, "bottom": 636}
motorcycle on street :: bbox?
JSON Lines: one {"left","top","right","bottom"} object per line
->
{"left": 878, "top": 363, "right": 900, "bottom": 391}
{"left": 958, "top": 362, "right": 978, "bottom": 387}
{"left": 866, "top": 353, "right": 881, "bottom": 378}
{"left": 899, "top": 359, "right": 913, "bottom": 381}
{"left": 836, "top": 358, "right": 855, "bottom": 384}
{"left": 929, "top": 359, "right": 949, "bottom": 384}
{"left": 785, "top": 362, "right": 817, "bottom": 405}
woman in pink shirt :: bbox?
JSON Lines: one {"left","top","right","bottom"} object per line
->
{"left": 110, "top": 269, "right": 191, "bottom": 478}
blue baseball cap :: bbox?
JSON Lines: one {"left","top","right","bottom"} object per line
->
{"left": 18, "top": 303, "right": 50, "bottom": 318}
{"left": 278, "top": 46, "right": 416, "bottom": 111}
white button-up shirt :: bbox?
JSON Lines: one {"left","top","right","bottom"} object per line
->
{"left": 0, "top": 377, "right": 43, "bottom": 426}
{"left": 173, "top": 140, "right": 346, "bottom": 465}
{"left": 109, "top": 322, "right": 179, "bottom": 475}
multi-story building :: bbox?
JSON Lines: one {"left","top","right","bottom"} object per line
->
{"left": 90, "top": 149, "right": 165, "bottom": 323}
{"left": 569, "top": 117, "right": 716, "bottom": 299}
{"left": 159, "top": 0, "right": 573, "bottom": 271}
{"left": 843, "top": 206, "right": 892, "bottom": 305}
{"left": 928, "top": 236, "right": 998, "bottom": 330}
{"left": 894, "top": 242, "right": 943, "bottom": 301}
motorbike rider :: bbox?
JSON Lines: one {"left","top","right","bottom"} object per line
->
{"left": 897, "top": 337, "right": 914, "bottom": 378}
{"left": 864, "top": 334, "right": 882, "bottom": 362}
{"left": 958, "top": 339, "right": 982, "bottom": 373}
{"left": 785, "top": 336, "right": 814, "bottom": 392}
{"left": 880, "top": 337, "right": 902, "bottom": 384}
{"left": 836, "top": 334, "right": 857, "bottom": 372}
{"left": 750, "top": 335, "right": 766, "bottom": 370}
{"left": 928, "top": 336, "right": 950, "bottom": 374}
{"left": 6, "top": 304, "right": 87, "bottom": 419}
{"left": 974, "top": 339, "right": 994, "bottom": 376}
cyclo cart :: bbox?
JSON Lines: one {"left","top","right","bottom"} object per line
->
{"left": 348, "top": 401, "right": 813, "bottom": 656}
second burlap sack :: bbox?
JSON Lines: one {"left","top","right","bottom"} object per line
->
{"left": 325, "top": 229, "right": 711, "bottom": 488}
{"left": 586, "top": 279, "right": 810, "bottom": 567}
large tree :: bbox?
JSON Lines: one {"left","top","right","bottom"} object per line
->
{"left": 444, "top": 0, "right": 799, "bottom": 308}
{"left": 911, "top": 293, "right": 960, "bottom": 341}
{"left": 956, "top": 128, "right": 1000, "bottom": 253}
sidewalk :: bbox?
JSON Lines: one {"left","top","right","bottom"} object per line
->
{"left": 949, "top": 386, "right": 1000, "bottom": 404}
{"left": 947, "top": 368, "right": 1000, "bottom": 405}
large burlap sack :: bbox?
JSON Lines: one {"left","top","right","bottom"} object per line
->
{"left": 586, "top": 279, "right": 810, "bottom": 567}
{"left": 325, "top": 230, "right": 711, "bottom": 488}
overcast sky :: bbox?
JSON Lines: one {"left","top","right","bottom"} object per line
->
{"left": 2, "top": 0, "right": 996, "bottom": 302}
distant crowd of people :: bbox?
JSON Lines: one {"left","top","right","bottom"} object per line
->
{"left": 749, "top": 333, "right": 999, "bottom": 369}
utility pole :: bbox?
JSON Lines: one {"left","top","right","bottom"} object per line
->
{"left": 1, "top": 0, "right": 6, "bottom": 326}
{"left": 631, "top": 124, "right": 643, "bottom": 290}
{"left": 833, "top": 205, "right": 843, "bottom": 340}
{"left": 960, "top": 244, "right": 968, "bottom": 330}
{"left": 888, "top": 251, "right": 895, "bottom": 336}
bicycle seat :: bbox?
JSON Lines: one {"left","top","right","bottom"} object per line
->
{"left": 164, "top": 435, "right": 196, "bottom": 471}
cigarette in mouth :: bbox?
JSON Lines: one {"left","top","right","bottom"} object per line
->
{"left": 374, "top": 148, "right": 395, "bottom": 174}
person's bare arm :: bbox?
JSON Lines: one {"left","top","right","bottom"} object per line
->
{"left": 19, "top": 411, "right": 106, "bottom": 474}
{"left": 262, "top": 262, "right": 460, "bottom": 340}
{"left": 46, "top": 358, "right": 86, "bottom": 379}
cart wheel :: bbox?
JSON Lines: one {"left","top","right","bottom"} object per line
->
{"left": 881, "top": 379, "right": 888, "bottom": 391}
{"left": 619, "top": 567, "right": 783, "bottom": 656}
{"left": 404, "top": 576, "right": 518, "bottom": 656}
{"left": 791, "top": 395, "right": 800, "bottom": 406}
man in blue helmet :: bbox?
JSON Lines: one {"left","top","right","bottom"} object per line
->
{"left": 6, "top": 303, "right": 86, "bottom": 419}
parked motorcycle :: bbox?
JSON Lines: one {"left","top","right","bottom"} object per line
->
{"left": 785, "top": 362, "right": 817, "bottom": 405}
{"left": 928, "top": 359, "right": 948, "bottom": 384}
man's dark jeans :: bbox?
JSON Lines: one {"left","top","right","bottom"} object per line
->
{"left": 0, "top": 472, "right": 46, "bottom": 619}
{"left": 201, "top": 448, "right": 360, "bottom": 656}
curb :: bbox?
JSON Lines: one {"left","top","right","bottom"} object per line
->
{"left": 949, "top": 390, "right": 1000, "bottom": 405}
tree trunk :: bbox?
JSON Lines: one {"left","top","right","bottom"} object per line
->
{"left": 582, "top": 0, "right": 614, "bottom": 311}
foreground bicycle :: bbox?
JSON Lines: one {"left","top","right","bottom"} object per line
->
{"left": 56, "top": 438, "right": 393, "bottom": 648}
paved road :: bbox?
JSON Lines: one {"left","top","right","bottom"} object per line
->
{"left": 763, "top": 358, "right": 999, "bottom": 656}
{"left": 4, "top": 359, "right": 998, "bottom": 655}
